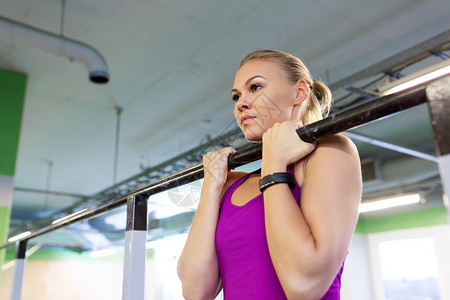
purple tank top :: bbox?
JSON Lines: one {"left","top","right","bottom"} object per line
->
{"left": 215, "top": 165, "right": 344, "bottom": 299}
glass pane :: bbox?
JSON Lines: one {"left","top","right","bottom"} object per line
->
{"left": 145, "top": 180, "right": 223, "bottom": 299}
{"left": 378, "top": 237, "right": 440, "bottom": 300}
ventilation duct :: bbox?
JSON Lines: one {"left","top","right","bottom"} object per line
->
{"left": 0, "top": 16, "right": 109, "bottom": 84}
{"left": 361, "top": 159, "right": 378, "bottom": 182}
{"left": 362, "top": 155, "right": 440, "bottom": 194}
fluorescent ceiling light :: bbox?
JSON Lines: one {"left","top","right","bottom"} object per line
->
{"left": 380, "top": 60, "right": 450, "bottom": 96}
{"left": 51, "top": 208, "right": 88, "bottom": 225}
{"left": 359, "top": 193, "right": 421, "bottom": 213}
{"left": 8, "top": 231, "right": 31, "bottom": 243}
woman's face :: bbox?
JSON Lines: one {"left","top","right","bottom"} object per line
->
{"left": 232, "top": 59, "right": 305, "bottom": 141}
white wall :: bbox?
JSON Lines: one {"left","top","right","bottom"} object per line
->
{"left": 341, "top": 233, "right": 373, "bottom": 300}
{"left": 2, "top": 225, "right": 448, "bottom": 300}
{"left": 342, "top": 224, "right": 450, "bottom": 300}
{"left": 0, "top": 259, "right": 124, "bottom": 300}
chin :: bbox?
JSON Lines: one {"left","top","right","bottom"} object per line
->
{"left": 243, "top": 131, "right": 263, "bottom": 142}
{"left": 237, "top": 123, "right": 264, "bottom": 142}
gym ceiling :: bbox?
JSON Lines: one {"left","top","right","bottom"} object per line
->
{"left": 1, "top": 0, "right": 449, "bottom": 251}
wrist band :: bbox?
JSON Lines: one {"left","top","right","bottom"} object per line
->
{"left": 259, "top": 172, "right": 295, "bottom": 193}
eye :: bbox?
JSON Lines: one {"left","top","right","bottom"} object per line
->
{"left": 232, "top": 93, "right": 240, "bottom": 102}
{"left": 250, "top": 83, "right": 262, "bottom": 92}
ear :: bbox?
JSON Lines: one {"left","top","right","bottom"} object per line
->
{"left": 293, "top": 80, "right": 309, "bottom": 106}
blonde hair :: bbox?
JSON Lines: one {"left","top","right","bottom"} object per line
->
{"left": 239, "top": 49, "right": 332, "bottom": 125}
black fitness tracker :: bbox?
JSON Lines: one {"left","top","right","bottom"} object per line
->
{"left": 259, "top": 172, "right": 295, "bottom": 193}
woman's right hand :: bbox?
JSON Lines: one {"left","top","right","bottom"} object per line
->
{"left": 203, "top": 147, "right": 236, "bottom": 190}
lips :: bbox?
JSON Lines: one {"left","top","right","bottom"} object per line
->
{"left": 241, "top": 115, "right": 256, "bottom": 125}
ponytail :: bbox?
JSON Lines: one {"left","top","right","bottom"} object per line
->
{"left": 302, "top": 79, "right": 333, "bottom": 125}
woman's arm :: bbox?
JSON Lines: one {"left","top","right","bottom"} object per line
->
{"left": 262, "top": 127, "right": 361, "bottom": 299}
{"left": 177, "top": 147, "right": 239, "bottom": 300}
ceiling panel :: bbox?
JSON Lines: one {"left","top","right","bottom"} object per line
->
{"left": 1, "top": 0, "right": 449, "bottom": 250}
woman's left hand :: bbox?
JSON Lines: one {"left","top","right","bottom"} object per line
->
{"left": 261, "top": 119, "right": 316, "bottom": 176}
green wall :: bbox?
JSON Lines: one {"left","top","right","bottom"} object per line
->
{"left": 0, "top": 68, "right": 27, "bottom": 283}
{"left": 0, "top": 69, "right": 27, "bottom": 177}
{"left": 356, "top": 206, "right": 449, "bottom": 234}
{"left": 0, "top": 206, "right": 11, "bottom": 277}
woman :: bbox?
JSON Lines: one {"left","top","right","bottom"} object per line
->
{"left": 178, "top": 49, "right": 361, "bottom": 300}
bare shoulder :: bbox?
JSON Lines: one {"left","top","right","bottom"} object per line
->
{"left": 304, "top": 133, "right": 361, "bottom": 186}
{"left": 226, "top": 171, "right": 248, "bottom": 184}
{"left": 294, "top": 134, "right": 360, "bottom": 185}
{"left": 316, "top": 133, "right": 358, "bottom": 155}
{"left": 220, "top": 171, "right": 247, "bottom": 197}
{"left": 309, "top": 133, "right": 360, "bottom": 172}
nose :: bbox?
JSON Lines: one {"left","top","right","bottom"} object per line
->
{"left": 236, "top": 93, "right": 252, "bottom": 111}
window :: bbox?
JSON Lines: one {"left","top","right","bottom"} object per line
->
{"left": 378, "top": 237, "right": 440, "bottom": 300}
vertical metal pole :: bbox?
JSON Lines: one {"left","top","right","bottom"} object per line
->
{"left": 11, "top": 240, "right": 27, "bottom": 300}
{"left": 113, "top": 106, "right": 123, "bottom": 185}
{"left": 426, "top": 75, "right": 450, "bottom": 220}
{"left": 122, "top": 194, "right": 148, "bottom": 300}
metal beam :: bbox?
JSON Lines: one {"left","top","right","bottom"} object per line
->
{"left": 329, "top": 30, "right": 450, "bottom": 92}
{"left": 343, "top": 131, "right": 438, "bottom": 163}
{"left": 14, "top": 187, "right": 86, "bottom": 198}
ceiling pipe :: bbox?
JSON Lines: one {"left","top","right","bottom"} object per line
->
{"left": 0, "top": 16, "right": 109, "bottom": 84}
{"left": 344, "top": 131, "right": 438, "bottom": 163}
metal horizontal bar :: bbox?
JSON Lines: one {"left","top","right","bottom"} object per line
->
{"left": 329, "top": 29, "right": 450, "bottom": 92}
{"left": 1, "top": 75, "right": 441, "bottom": 250}
{"left": 343, "top": 132, "right": 438, "bottom": 163}
{"left": 14, "top": 187, "right": 87, "bottom": 198}
{"left": 227, "top": 80, "right": 429, "bottom": 169}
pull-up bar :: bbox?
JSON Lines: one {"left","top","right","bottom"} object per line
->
{"left": 228, "top": 82, "right": 428, "bottom": 169}
{"left": 0, "top": 75, "right": 446, "bottom": 250}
